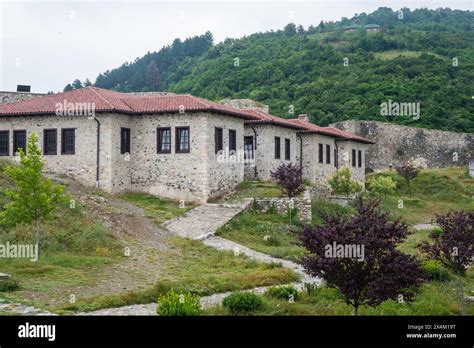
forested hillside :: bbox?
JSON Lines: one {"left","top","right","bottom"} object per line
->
{"left": 66, "top": 7, "right": 474, "bottom": 133}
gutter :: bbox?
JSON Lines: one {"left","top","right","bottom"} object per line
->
{"left": 297, "top": 133, "right": 303, "bottom": 179}
{"left": 91, "top": 116, "right": 101, "bottom": 187}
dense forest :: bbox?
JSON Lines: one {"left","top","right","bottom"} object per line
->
{"left": 65, "top": 7, "right": 474, "bottom": 133}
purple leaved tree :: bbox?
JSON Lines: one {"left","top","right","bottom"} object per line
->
{"left": 299, "top": 197, "right": 424, "bottom": 315}
{"left": 420, "top": 211, "right": 474, "bottom": 276}
{"left": 270, "top": 163, "right": 304, "bottom": 198}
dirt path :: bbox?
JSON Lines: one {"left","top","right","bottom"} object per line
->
{"left": 47, "top": 176, "right": 171, "bottom": 303}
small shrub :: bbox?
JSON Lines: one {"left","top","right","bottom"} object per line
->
{"left": 422, "top": 260, "right": 450, "bottom": 282}
{"left": 270, "top": 163, "right": 304, "bottom": 198}
{"left": 156, "top": 290, "right": 202, "bottom": 316}
{"left": 432, "top": 226, "right": 443, "bottom": 236}
{"left": 328, "top": 167, "right": 362, "bottom": 198}
{"left": 303, "top": 282, "right": 318, "bottom": 295}
{"left": 266, "top": 285, "right": 300, "bottom": 301}
{"left": 0, "top": 278, "right": 20, "bottom": 292}
{"left": 222, "top": 292, "right": 264, "bottom": 313}
{"left": 367, "top": 176, "right": 396, "bottom": 198}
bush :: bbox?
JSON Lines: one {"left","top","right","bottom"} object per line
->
{"left": 422, "top": 260, "right": 450, "bottom": 282}
{"left": 367, "top": 176, "right": 396, "bottom": 198}
{"left": 156, "top": 290, "right": 202, "bottom": 316}
{"left": 266, "top": 285, "right": 300, "bottom": 301}
{"left": 222, "top": 292, "right": 264, "bottom": 313}
{"left": 328, "top": 167, "right": 362, "bottom": 198}
{"left": 270, "top": 163, "right": 304, "bottom": 198}
{"left": 0, "top": 278, "right": 20, "bottom": 292}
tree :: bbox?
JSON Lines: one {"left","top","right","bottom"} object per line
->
{"left": 145, "top": 60, "right": 161, "bottom": 90}
{"left": 63, "top": 84, "right": 73, "bottom": 92}
{"left": 0, "top": 133, "right": 66, "bottom": 269}
{"left": 396, "top": 164, "right": 419, "bottom": 196}
{"left": 367, "top": 175, "right": 396, "bottom": 198}
{"left": 83, "top": 78, "right": 93, "bottom": 87}
{"left": 71, "top": 79, "right": 83, "bottom": 90}
{"left": 300, "top": 198, "right": 425, "bottom": 315}
{"left": 270, "top": 163, "right": 304, "bottom": 198}
{"left": 328, "top": 167, "right": 362, "bottom": 198}
{"left": 420, "top": 211, "right": 474, "bottom": 276}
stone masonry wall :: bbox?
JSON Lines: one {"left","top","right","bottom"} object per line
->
{"left": 253, "top": 189, "right": 312, "bottom": 222}
{"left": 0, "top": 92, "right": 45, "bottom": 104}
{"left": 331, "top": 120, "right": 474, "bottom": 171}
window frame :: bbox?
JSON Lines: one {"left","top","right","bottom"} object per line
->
{"left": 334, "top": 148, "right": 338, "bottom": 168}
{"left": 326, "top": 144, "right": 331, "bottom": 164}
{"left": 358, "top": 150, "right": 362, "bottom": 168}
{"left": 214, "top": 127, "right": 223, "bottom": 154}
{"left": 13, "top": 130, "right": 27, "bottom": 155}
{"left": 0, "top": 130, "right": 9, "bottom": 156}
{"left": 157, "top": 127, "right": 172, "bottom": 154}
{"left": 352, "top": 149, "right": 357, "bottom": 167}
{"left": 61, "top": 128, "right": 76, "bottom": 155}
{"left": 284, "top": 138, "right": 290, "bottom": 160}
{"left": 43, "top": 129, "right": 57, "bottom": 156}
{"left": 244, "top": 136, "right": 254, "bottom": 160}
{"left": 229, "top": 129, "right": 237, "bottom": 152}
{"left": 175, "top": 126, "right": 190, "bottom": 154}
{"left": 274, "top": 136, "right": 281, "bottom": 159}
{"left": 120, "top": 127, "right": 131, "bottom": 154}
{"left": 318, "top": 143, "right": 323, "bottom": 163}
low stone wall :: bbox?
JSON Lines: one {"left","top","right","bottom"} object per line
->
{"left": 0, "top": 91, "right": 45, "bottom": 104}
{"left": 253, "top": 190, "right": 312, "bottom": 222}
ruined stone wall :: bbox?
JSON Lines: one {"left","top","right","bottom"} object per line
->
{"left": 0, "top": 91, "right": 46, "bottom": 104}
{"left": 331, "top": 120, "right": 474, "bottom": 171}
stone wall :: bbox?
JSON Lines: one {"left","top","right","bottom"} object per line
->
{"left": 331, "top": 120, "right": 474, "bottom": 171}
{"left": 0, "top": 111, "right": 246, "bottom": 203}
{"left": 253, "top": 190, "right": 312, "bottom": 222}
{"left": 0, "top": 91, "right": 45, "bottom": 104}
{"left": 244, "top": 124, "right": 301, "bottom": 181}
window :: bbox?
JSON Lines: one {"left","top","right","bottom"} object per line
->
{"left": 43, "top": 129, "right": 57, "bottom": 155}
{"left": 284, "top": 138, "right": 290, "bottom": 160}
{"left": 274, "top": 136, "right": 281, "bottom": 159}
{"left": 244, "top": 136, "right": 254, "bottom": 160}
{"left": 326, "top": 144, "right": 331, "bottom": 164}
{"left": 13, "top": 130, "right": 26, "bottom": 155}
{"left": 318, "top": 143, "right": 323, "bottom": 163}
{"left": 352, "top": 149, "right": 356, "bottom": 167}
{"left": 358, "top": 150, "right": 362, "bottom": 168}
{"left": 334, "top": 148, "right": 338, "bottom": 168}
{"left": 61, "top": 128, "right": 75, "bottom": 155}
{"left": 120, "top": 128, "right": 131, "bottom": 154}
{"left": 157, "top": 127, "right": 171, "bottom": 153}
{"left": 229, "top": 129, "right": 236, "bottom": 152}
{"left": 176, "top": 127, "right": 190, "bottom": 153}
{"left": 215, "top": 127, "right": 223, "bottom": 153}
{"left": 0, "top": 131, "right": 9, "bottom": 156}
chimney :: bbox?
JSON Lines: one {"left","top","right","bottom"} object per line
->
{"left": 298, "top": 114, "right": 308, "bottom": 122}
{"left": 17, "top": 85, "right": 31, "bottom": 92}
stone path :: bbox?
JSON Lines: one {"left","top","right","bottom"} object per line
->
{"left": 163, "top": 201, "right": 252, "bottom": 240}
{"left": 0, "top": 299, "right": 55, "bottom": 316}
{"left": 413, "top": 223, "right": 437, "bottom": 231}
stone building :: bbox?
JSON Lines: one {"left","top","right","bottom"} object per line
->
{"left": 0, "top": 87, "right": 372, "bottom": 202}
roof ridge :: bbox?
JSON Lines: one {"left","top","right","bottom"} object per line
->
{"left": 89, "top": 87, "right": 117, "bottom": 111}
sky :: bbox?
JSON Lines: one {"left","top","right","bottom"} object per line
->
{"left": 0, "top": 0, "right": 472, "bottom": 93}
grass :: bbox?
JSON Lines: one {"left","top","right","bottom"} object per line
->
{"left": 60, "top": 237, "right": 299, "bottom": 313}
{"left": 119, "top": 192, "right": 195, "bottom": 224}
{"left": 216, "top": 208, "right": 306, "bottom": 261}
{"left": 220, "top": 180, "right": 284, "bottom": 204}
{"left": 374, "top": 49, "right": 444, "bottom": 60}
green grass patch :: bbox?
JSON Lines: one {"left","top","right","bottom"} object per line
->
{"left": 216, "top": 209, "right": 306, "bottom": 261}
{"left": 119, "top": 192, "right": 195, "bottom": 224}
{"left": 220, "top": 180, "right": 285, "bottom": 204}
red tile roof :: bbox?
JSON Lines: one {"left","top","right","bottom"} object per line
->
{"left": 0, "top": 87, "right": 373, "bottom": 143}
{"left": 0, "top": 87, "right": 256, "bottom": 120}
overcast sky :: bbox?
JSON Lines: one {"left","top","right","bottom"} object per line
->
{"left": 0, "top": 0, "right": 472, "bottom": 93}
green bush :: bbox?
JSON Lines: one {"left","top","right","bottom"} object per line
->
{"left": 265, "top": 285, "right": 300, "bottom": 301}
{"left": 422, "top": 260, "right": 450, "bottom": 282}
{"left": 222, "top": 292, "right": 264, "bottom": 313}
{"left": 156, "top": 290, "right": 202, "bottom": 316}
{"left": 0, "top": 278, "right": 20, "bottom": 292}
{"left": 328, "top": 167, "right": 362, "bottom": 198}
{"left": 432, "top": 226, "right": 443, "bottom": 236}
{"left": 367, "top": 176, "right": 396, "bottom": 198}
